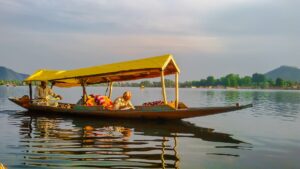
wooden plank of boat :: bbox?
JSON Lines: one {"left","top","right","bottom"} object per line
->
{"left": 8, "top": 97, "right": 252, "bottom": 120}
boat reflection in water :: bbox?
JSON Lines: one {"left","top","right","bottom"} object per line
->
{"left": 14, "top": 111, "right": 248, "bottom": 168}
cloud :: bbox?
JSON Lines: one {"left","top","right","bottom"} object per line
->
{"left": 0, "top": 26, "right": 224, "bottom": 75}
{"left": 0, "top": 0, "right": 298, "bottom": 80}
{"left": 0, "top": 0, "right": 263, "bottom": 35}
{"left": 202, "top": 0, "right": 300, "bottom": 37}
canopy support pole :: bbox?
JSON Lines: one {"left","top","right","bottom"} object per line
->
{"left": 175, "top": 72, "right": 179, "bottom": 109}
{"left": 108, "top": 82, "right": 113, "bottom": 99}
{"left": 81, "top": 80, "right": 87, "bottom": 105}
{"left": 161, "top": 71, "right": 168, "bottom": 104}
{"left": 50, "top": 82, "right": 55, "bottom": 89}
{"left": 29, "top": 83, "right": 32, "bottom": 101}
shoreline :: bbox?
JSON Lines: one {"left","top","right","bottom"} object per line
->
{"left": 1, "top": 84, "right": 300, "bottom": 91}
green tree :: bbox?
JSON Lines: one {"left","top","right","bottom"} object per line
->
{"left": 199, "top": 79, "right": 207, "bottom": 86}
{"left": 286, "top": 80, "right": 297, "bottom": 88}
{"left": 275, "top": 78, "right": 286, "bottom": 87}
{"left": 214, "top": 79, "right": 222, "bottom": 86}
{"left": 165, "top": 79, "right": 175, "bottom": 87}
{"left": 180, "top": 81, "right": 192, "bottom": 88}
{"left": 206, "top": 76, "right": 215, "bottom": 86}
{"left": 267, "top": 79, "right": 275, "bottom": 87}
{"left": 225, "top": 74, "right": 239, "bottom": 87}
{"left": 152, "top": 81, "right": 161, "bottom": 87}
{"left": 191, "top": 80, "right": 199, "bottom": 87}
{"left": 220, "top": 77, "right": 226, "bottom": 86}
{"left": 140, "top": 80, "right": 152, "bottom": 87}
{"left": 252, "top": 73, "right": 266, "bottom": 87}
{"left": 239, "top": 76, "right": 252, "bottom": 86}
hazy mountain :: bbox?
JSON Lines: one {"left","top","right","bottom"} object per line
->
{"left": 0, "top": 66, "right": 28, "bottom": 80}
{"left": 265, "top": 66, "right": 300, "bottom": 82}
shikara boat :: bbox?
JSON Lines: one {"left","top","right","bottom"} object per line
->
{"left": 9, "top": 54, "right": 252, "bottom": 119}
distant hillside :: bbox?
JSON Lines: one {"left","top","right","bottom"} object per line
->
{"left": 265, "top": 66, "right": 300, "bottom": 82}
{"left": 0, "top": 66, "right": 28, "bottom": 80}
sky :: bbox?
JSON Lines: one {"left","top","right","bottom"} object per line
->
{"left": 0, "top": 0, "right": 299, "bottom": 80}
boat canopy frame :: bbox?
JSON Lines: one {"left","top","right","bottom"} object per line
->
{"left": 24, "top": 54, "right": 180, "bottom": 109}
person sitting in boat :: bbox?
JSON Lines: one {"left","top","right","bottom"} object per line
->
{"left": 34, "top": 81, "right": 63, "bottom": 100}
{"left": 113, "top": 91, "right": 135, "bottom": 110}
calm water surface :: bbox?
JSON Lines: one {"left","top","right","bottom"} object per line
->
{"left": 0, "top": 86, "right": 300, "bottom": 169}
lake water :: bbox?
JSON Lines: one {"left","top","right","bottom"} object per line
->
{"left": 0, "top": 86, "right": 299, "bottom": 169}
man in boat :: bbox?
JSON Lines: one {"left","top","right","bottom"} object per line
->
{"left": 113, "top": 91, "right": 135, "bottom": 110}
{"left": 35, "top": 81, "right": 63, "bottom": 100}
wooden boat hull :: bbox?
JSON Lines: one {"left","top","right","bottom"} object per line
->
{"left": 8, "top": 98, "right": 252, "bottom": 120}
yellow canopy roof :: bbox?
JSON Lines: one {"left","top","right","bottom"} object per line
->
{"left": 25, "top": 54, "right": 180, "bottom": 87}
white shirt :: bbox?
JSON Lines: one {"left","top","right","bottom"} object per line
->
{"left": 34, "top": 86, "right": 57, "bottom": 99}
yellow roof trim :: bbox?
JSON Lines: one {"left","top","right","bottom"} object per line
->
{"left": 162, "top": 56, "right": 180, "bottom": 73}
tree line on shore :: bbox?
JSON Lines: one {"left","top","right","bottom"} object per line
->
{"left": 178, "top": 73, "right": 299, "bottom": 88}
{"left": 0, "top": 80, "right": 24, "bottom": 86}
{"left": 117, "top": 73, "right": 300, "bottom": 89}
{"left": 1, "top": 73, "right": 299, "bottom": 89}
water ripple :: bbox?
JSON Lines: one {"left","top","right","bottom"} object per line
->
{"left": 0, "top": 111, "right": 248, "bottom": 168}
